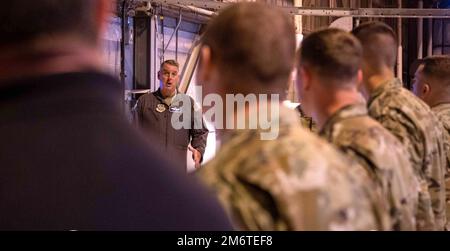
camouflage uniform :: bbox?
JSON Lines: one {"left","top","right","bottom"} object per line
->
{"left": 368, "top": 78, "right": 447, "bottom": 230}
{"left": 198, "top": 106, "right": 390, "bottom": 231}
{"left": 319, "top": 103, "right": 419, "bottom": 230}
{"left": 431, "top": 103, "right": 450, "bottom": 230}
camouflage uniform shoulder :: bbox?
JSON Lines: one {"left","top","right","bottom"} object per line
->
{"left": 432, "top": 103, "right": 450, "bottom": 135}
{"left": 367, "top": 78, "right": 446, "bottom": 230}
{"left": 320, "top": 103, "right": 419, "bottom": 230}
{"left": 368, "top": 79, "right": 437, "bottom": 132}
{"left": 198, "top": 107, "right": 385, "bottom": 230}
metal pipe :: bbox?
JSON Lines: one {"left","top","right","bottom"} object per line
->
{"left": 175, "top": 9, "right": 180, "bottom": 61}
{"left": 164, "top": 12, "right": 182, "bottom": 54}
{"left": 154, "top": 13, "right": 164, "bottom": 66}
{"left": 294, "top": 0, "right": 302, "bottom": 35}
{"left": 442, "top": 19, "right": 445, "bottom": 55}
{"left": 120, "top": 0, "right": 128, "bottom": 86}
{"left": 291, "top": 0, "right": 303, "bottom": 103}
{"left": 148, "top": 0, "right": 450, "bottom": 18}
{"left": 397, "top": 0, "right": 403, "bottom": 80}
{"left": 161, "top": 8, "right": 165, "bottom": 62}
{"left": 427, "top": 18, "right": 433, "bottom": 56}
{"left": 152, "top": 15, "right": 159, "bottom": 91}
{"left": 181, "top": 5, "right": 215, "bottom": 16}
{"left": 175, "top": 21, "right": 178, "bottom": 61}
{"left": 418, "top": 0, "right": 423, "bottom": 59}
{"left": 178, "top": 42, "right": 201, "bottom": 94}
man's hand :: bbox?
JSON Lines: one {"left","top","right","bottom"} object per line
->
{"left": 188, "top": 145, "right": 202, "bottom": 169}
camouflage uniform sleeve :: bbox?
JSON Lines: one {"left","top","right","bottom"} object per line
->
{"left": 376, "top": 113, "right": 442, "bottom": 230}
{"left": 198, "top": 162, "right": 327, "bottom": 230}
{"left": 445, "top": 142, "right": 450, "bottom": 230}
{"left": 441, "top": 126, "right": 450, "bottom": 230}
{"left": 431, "top": 106, "right": 450, "bottom": 230}
{"left": 197, "top": 132, "right": 329, "bottom": 230}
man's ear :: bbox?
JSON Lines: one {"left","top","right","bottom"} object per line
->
{"left": 356, "top": 69, "right": 363, "bottom": 90}
{"left": 197, "top": 46, "right": 213, "bottom": 84}
{"left": 423, "top": 83, "right": 431, "bottom": 95}
{"left": 157, "top": 70, "right": 162, "bottom": 82}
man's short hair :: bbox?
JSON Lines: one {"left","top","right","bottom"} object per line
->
{"left": 299, "top": 28, "right": 363, "bottom": 82}
{"left": 410, "top": 58, "right": 425, "bottom": 77}
{"left": 422, "top": 56, "right": 450, "bottom": 86}
{"left": 200, "top": 2, "right": 296, "bottom": 93}
{"left": 0, "top": 0, "right": 97, "bottom": 46}
{"left": 160, "top": 60, "right": 180, "bottom": 71}
{"left": 352, "top": 21, "right": 398, "bottom": 70}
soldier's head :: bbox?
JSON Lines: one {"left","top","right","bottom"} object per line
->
{"left": 197, "top": 2, "right": 296, "bottom": 97}
{"left": 0, "top": 0, "right": 111, "bottom": 49}
{"left": 158, "top": 60, "right": 180, "bottom": 98}
{"left": 352, "top": 21, "right": 397, "bottom": 81}
{"left": 412, "top": 55, "right": 450, "bottom": 106}
{"left": 296, "top": 28, "right": 363, "bottom": 124}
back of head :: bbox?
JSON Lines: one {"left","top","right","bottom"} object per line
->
{"left": 0, "top": 0, "right": 97, "bottom": 47}
{"left": 299, "top": 28, "right": 362, "bottom": 86}
{"left": 422, "top": 55, "right": 450, "bottom": 88}
{"left": 201, "top": 2, "right": 296, "bottom": 94}
{"left": 352, "top": 21, "right": 397, "bottom": 73}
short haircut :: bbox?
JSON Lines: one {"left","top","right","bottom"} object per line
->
{"left": 160, "top": 60, "right": 180, "bottom": 71}
{"left": 299, "top": 28, "right": 363, "bottom": 82}
{"left": 200, "top": 2, "right": 296, "bottom": 93}
{"left": 352, "top": 21, "right": 398, "bottom": 71}
{"left": 410, "top": 58, "right": 424, "bottom": 77}
{"left": 0, "top": 0, "right": 97, "bottom": 46}
{"left": 422, "top": 56, "right": 450, "bottom": 86}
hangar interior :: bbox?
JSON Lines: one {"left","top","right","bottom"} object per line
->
{"left": 102, "top": 0, "right": 450, "bottom": 169}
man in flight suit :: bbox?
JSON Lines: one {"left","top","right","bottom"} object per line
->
{"left": 133, "top": 60, "right": 209, "bottom": 171}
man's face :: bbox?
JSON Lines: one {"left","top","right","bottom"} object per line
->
{"left": 158, "top": 63, "right": 179, "bottom": 96}
{"left": 412, "top": 64, "right": 428, "bottom": 99}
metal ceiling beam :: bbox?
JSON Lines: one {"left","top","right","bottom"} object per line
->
{"left": 145, "top": 0, "right": 450, "bottom": 18}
